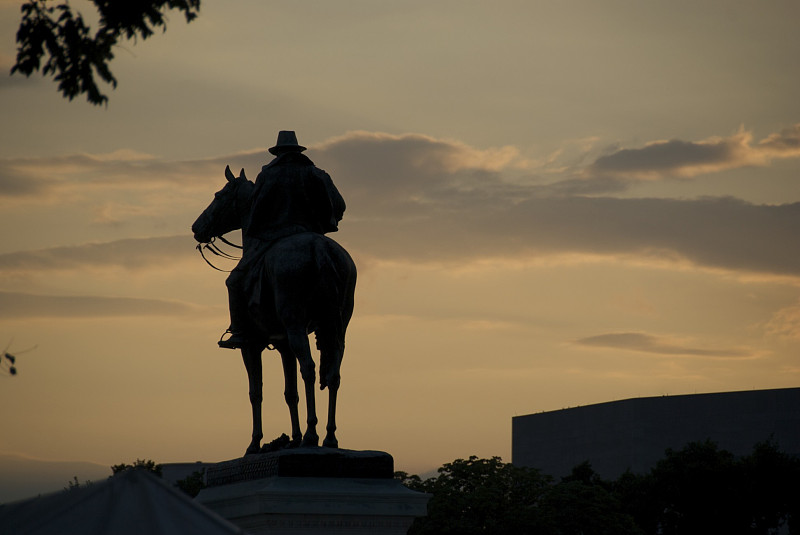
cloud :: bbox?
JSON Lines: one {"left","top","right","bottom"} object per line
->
{"left": 0, "top": 291, "right": 202, "bottom": 318}
{"left": 503, "top": 196, "right": 800, "bottom": 277}
{"left": 313, "top": 131, "right": 529, "bottom": 211}
{"left": 346, "top": 192, "right": 800, "bottom": 278}
{"left": 3, "top": 129, "right": 800, "bottom": 279}
{"left": 0, "top": 236, "right": 197, "bottom": 272}
{"left": 586, "top": 125, "right": 800, "bottom": 180}
{"left": 758, "top": 124, "right": 800, "bottom": 156}
{"left": 0, "top": 125, "right": 789, "bottom": 194}
{"left": 0, "top": 161, "right": 56, "bottom": 196}
{"left": 316, "top": 131, "right": 526, "bottom": 174}
{"left": 0, "top": 132, "right": 528, "bottom": 202}
{"left": 7, "top": 125, "right": 796, "bottom": 204}
{"left": 309, "top": 131, "right": 800, "bottom": 277}
{"left": 575, "top": 332, "right": 752, "bottom": 358}
{"left": 0, "top": 151, "right": 267, "bottom": 200}
{"left": 763, "top": 300, "right": 800, "bottom": 340}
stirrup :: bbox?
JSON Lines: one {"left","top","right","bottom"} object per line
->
{"left": 218, "top": 330, "right": 246, "bottom": 349}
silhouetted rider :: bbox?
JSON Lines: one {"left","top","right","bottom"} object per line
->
{"left": 219, "top": 131, "right": 345, "bottom": 349}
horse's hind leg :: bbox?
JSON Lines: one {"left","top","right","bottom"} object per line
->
{"left": 273, "top": 339, "right": 302, "bottom": 446}
{"left": 321, "top": 345, "right": 343, "bottom": 448}
{"left": 323, "top": 384, "right": 340, "bottom": 448}
{"left": 317, "top": 313, "right": 347, "bottom": 448}
{"left": 286, "top": 328, "right": 319, "bottom": 447}
{"left": 240, "top": 345, "right": 263, "bottom": 455}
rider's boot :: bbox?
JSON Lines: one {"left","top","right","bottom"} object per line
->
{"left": 219, "top": 284, "right": 248, "bottom": 349}
{"left": 217, "top": 331, "right": 247, "bottom": 349}
{"left": 218, "top": 329, "right": 247, "bottom": 349}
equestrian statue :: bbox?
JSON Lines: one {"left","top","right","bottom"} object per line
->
{"left": 191, "top": 131, "right": 356, "bottom": 454}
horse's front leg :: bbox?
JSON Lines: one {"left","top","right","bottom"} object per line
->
{"left": 240, "top": 345, "right": 263, "bottom": 455}
{"left": 274, "top": 340, "right": 302, "bottom": 446}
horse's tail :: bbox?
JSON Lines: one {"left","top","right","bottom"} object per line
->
{"left": 314, "top": 238, "right": 355, "bottom": 390}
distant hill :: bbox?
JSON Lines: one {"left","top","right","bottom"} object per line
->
{"left": 0, "top": 453, "right": 111, "bottom": 503}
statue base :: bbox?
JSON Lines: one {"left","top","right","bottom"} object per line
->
{"left": 196, "top": 448, "right": 429, "bottom": 535}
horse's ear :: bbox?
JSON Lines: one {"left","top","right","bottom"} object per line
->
{"left": 239, "top": 168, "right": 247, "bottom": 180}
{"left": 224, "top": 165, "right": 235, "bottom": 182}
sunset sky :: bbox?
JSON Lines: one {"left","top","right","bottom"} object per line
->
{"left": 1, "top": 0, "right": 799, "bottom": 479}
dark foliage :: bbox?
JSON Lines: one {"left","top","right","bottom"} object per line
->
{"left": 652, "top": 440, "right": 745, "bottom": 534}
{"left": 110, "top": 459, "right": 206, "bottom": 497}
{"left": 404, "top": 456, "right": 552, "bottom": 535}
{"left": 537, "top": 462, "right": 643, "bottom": 535}
{"left": 400, "top": 441, "right": 800, "bottom": 535}
{"left": 64, "top": 475, "right": 92, "bottom": 490}
{"left": 616, "top": 439, "right": 800, "bottom": 535}
{"left": 742, "top": 440, "right": 800, "bottom": 534}
{"left": 175, "top": 470, "right": 206, "bottom": 498}
{"left": 111, "top": 458, "right": 162, "bottom": 476}
{"left": 11, "top": 0, "right": 201, "bottom": 105}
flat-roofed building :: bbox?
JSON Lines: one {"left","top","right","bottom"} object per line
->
{"left": 512, "top": 387, "right": 800, "bottom": 479}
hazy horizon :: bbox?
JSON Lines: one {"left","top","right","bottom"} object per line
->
{"left": 0, "top": 453, "right": 111, "bottom": 503}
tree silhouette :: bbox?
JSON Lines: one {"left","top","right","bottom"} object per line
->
{"left": 110, "top": 458, "right": 207, "bottom": 497}
{"left": 400, "top": 444, "right": 800, "bottom": 535}
{"left": 10, "top": 0, "right": 201, "bottom": 105}
{"left": 402, "top": 456, "right": 552, "bottom": 535}
{"left": 111, "top": 458, "right": 162, "bottom": 476}
{"left": 616, "top": 440, "right": 800, "bottom": 535}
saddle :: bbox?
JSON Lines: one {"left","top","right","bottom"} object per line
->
{"left": 239, "top": 231, "right": 322, "bottom": 340}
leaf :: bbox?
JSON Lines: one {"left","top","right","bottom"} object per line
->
{"left": 10, "top": 0, "right": 201, "bottom": 105}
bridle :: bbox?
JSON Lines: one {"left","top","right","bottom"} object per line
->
{"left": 196, "top": 178, "right": 245, "bottom": 272}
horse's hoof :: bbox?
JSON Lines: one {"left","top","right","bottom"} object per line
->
{"left": 301, "top": 433, "right": 319, "bottom": 448}
{"left": 323, "top": 436, "right": 338, "bottom": 449}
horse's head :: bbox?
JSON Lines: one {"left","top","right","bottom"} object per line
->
{"left": 192, "top": 165, "right": 251, "bottom": 243}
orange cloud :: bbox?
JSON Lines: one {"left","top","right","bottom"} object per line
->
{"left": 588, "top": 125, "right": 800, "bottom": 180}
{"left": 757, "top": 124, "right": 800, "bottom": 157}
{"left": 314, "top": 131, "right": 527, "bottom": 174}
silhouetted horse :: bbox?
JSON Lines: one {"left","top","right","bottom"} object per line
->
{"left": 192, "top": 166, "right": 356, "bottom": 454}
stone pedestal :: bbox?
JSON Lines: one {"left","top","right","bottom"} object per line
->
{"left": 196, "top": 449, "right": 429, "bottom": 535}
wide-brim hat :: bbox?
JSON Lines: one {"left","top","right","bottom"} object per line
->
{"left": 269, "top": 130, "right": 307, "bottom": 155}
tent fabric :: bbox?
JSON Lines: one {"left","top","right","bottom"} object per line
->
{"left": 0, "top": 468, "right": 245, "bottom": 535}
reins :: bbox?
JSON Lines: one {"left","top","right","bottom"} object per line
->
{"left": 216, "top": 235, "right": 243, "bottom": 249}
{"left": 197, "top": 236, "right": 242, "bottom": 272}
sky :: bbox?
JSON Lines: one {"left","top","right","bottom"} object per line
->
{"left": 1, "top": 0, "right": 799, "bottom": 482}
